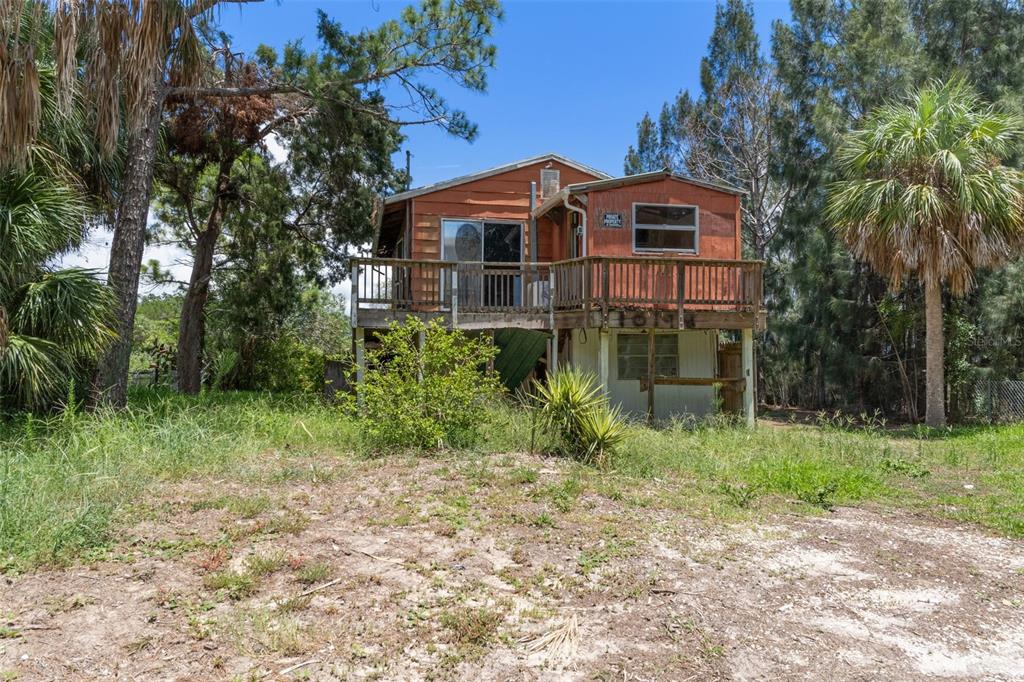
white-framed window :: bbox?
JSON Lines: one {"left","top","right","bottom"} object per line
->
{"left": 632, "top": 202, "right": 699, "bottom": 253}
{"left": 616, "top": 333, "right": 679, "bottom": 380}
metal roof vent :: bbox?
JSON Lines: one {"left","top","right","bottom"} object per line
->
{"left": 540, "top": 168, "right": 560, "bottom": 198}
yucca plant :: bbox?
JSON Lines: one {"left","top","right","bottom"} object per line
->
{"left": 534, "top": 367, "right": 628, "bottom": 466}
{"left": 576, "top": 402, "right": 629, "bottom": 468}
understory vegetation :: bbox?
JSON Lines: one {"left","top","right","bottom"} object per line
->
{"left": 2, "top": 389, "right": 1023, "bottom": 571}
{"left": 349, "top": 318, "right": 502, "bottom": 451}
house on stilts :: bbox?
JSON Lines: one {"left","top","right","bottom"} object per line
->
{"left": 352, "top": 153, "right": 764, "bottom": 424}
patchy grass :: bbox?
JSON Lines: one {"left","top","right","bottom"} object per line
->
{"left": 0, "top": 388, "right": 356, "bottom": 568}
{"left": 440, "top": 606, "right": 503, "bottom": 647}
{"left": 191, "top": 494, "right": 272, "bottom": 518}
{"left": 203, "top": 570, "right": 257, "bottom": 601}
{"left": 294, "top": 561, "right": 333, "bottom": 585}
{"left": 3, "top": 389, "right": 1024, "bottom": 573}
{"left": 610, "top": 417, "right": 1024, "bottom": 536}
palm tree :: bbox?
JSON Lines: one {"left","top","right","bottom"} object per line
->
{"left": 0, "top": 170, "right": 116, "bottom": 411}
{"left": 0, "top": 20, "right": 117, "bottom": 412}
{"left": 827, "top": 79, "right": 1024, "bottom": 427}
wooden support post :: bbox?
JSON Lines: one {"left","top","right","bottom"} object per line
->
{"left": 487, "top": 329, "right": 495, "bottom": 374}
{"left": 350, "top": 260, "right": 359, "bottom": 329}
{"left": 741, "top": 327, "right": 755, "bottom": 427}
{"left": 598, "top": 329, "right": 610, "bottom": 397}
{"left": 417, "top": 329, "right": 425, "bottom": 383}
{"left": 549, "top": 333, "right": 558, "bottom": 374}
{"left": 354, "top": 327, "right": 365, "bottom": 408}
{"left": 548, "top": 264, "right": 558, "bottom": 377}
{"left": 647, "top": 327, "right": 656, "bottom": 422}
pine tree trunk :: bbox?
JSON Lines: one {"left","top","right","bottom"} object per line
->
{"left": 175, "top": 158, "right": 234, "bottom": 394}
{"left": 924, "top": 277, "right": 946, "bottom": 428}
{"left": 92, "top": 98, "right": 164, "bottom": 407}
{"left": 176, "top": 228, "right": 218, "bottom": 393}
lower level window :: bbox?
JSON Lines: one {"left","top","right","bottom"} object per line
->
{"left": 617, "top": 334, "right": 679, "bottom": 380}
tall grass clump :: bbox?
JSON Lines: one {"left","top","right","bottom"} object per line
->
{"left": 348, "top": 317, "right": 502, "bottom": 452}
{"left": 534, "top": 368, "right": 628, "bottom": 466}
{"left": 0, "top": 389, "right": 354, "bottom": 569}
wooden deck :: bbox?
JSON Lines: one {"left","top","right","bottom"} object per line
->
{"left": 351, "top": 256, "right": 765, "bottom": 331}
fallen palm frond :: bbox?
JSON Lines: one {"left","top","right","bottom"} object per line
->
{"left": 518, "top": 613, "right": 579, "bottom": 663}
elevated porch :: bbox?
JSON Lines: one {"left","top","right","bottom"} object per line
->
{"left": 350, "top": 256, "right": 765, "bottom": 331}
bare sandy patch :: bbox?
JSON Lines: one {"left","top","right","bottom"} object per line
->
{"left": 1, "top": 456, "right": 1022, "bottom": 680}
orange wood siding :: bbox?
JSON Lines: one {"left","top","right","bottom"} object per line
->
{"left": 586, "top": 179, "right": 741, "bottom": 261}
{"left": 410, "top": 160, "right": 601, "bottom": 262}
{"left": 536, "top": 215, "right": 560, "bottom": 262}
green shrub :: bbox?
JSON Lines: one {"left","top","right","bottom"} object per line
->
{"left": 349, "top": 317, "right": 501, "bottom": 451}
{"left": 249, "top": 334, "right": 329, "bottom": 394}
{"left": 534, "top": 368, "right": 628, "bottom": 466}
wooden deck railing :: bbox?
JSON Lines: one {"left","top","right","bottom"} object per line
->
{"left": 351, "top": 256, "right": 762, "bottom": 326}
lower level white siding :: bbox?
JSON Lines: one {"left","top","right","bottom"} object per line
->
{"left": 568, "top": 328, "right": 718, "bottom": 420}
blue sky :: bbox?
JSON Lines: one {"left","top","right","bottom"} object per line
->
{"left": 218, "top": 0, "right": 792, "bottom": 187}
{"left": 68, "top": 0, "right": 791, "bottom": 289}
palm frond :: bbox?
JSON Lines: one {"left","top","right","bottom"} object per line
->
{"left": 0, "top": 167, "right": 87, "bottom": 288}
{"left": 0, "top": 333, "right": 69, "bottom": 409}
{"left": 827, "top": 78, "right": 1024, "bottom": 296}
{"left": 8, "top": 268, "right": 116, "bottom": 356}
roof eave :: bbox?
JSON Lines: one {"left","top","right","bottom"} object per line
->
{"left": 382, "top": 153, "right": 611, "bottom": 205}
{"left": 562, "top": 170, "right": 747, "bottom": 197}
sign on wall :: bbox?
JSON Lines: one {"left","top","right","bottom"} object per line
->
{"left": 601, "top": 211, "right": 624, "bottom": 228}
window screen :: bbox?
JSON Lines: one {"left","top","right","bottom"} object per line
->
{"left": 617, "top": 334, "right": 679, "bottom": 380}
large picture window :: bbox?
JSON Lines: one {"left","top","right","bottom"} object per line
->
{"left": 441, "top": 218, "right": 524, "bottom": 308}
{"left": 441, "top": 219, "right": 522, "bottom": 263}
{"left": 633, "top": 203, "right": 698, "bottom": 253}
{"left": 617, "top": 333, "right": 679, "bottom": 380}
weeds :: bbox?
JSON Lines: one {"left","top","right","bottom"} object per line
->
{"left": 3, "top": 388, "right": 1024, "bottom": 576}
{"left": 203, "top": 570, "right": 257, "bottom": 601}
{"left": 244, "top": 551, "right": 288, "bottom": 577}
{"left": 0, "top": 389, "right": 353, "bottom": 569}
{"left": 294, "top": 561, "right": 332, "bottom": 585}
{"left": 440, "top": 607, "right": 502, "bottom": 647}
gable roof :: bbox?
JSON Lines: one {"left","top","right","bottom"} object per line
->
{"left": 382, "top": 153, "right": 611, "bottom": 205}
{"left": 533, "top": 169, "right": 747, "bottom": 218}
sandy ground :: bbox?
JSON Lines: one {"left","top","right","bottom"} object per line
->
{"left": 2, "top": 452, "right": 1023, "bottom": 681}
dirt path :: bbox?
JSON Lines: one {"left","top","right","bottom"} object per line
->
{"left": 2, "top": 453, "right": 1023, "bottom": 680}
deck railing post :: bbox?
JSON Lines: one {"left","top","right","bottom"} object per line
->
{"left": 583, "top": 258, "right": 591, "bottom": 322}
{"left": 601, "top": 259, "right": 610, "bottom": 327}
{"left": 350, "top": 260, "right": 359, "bottom": 329}
{"left": 451, "top": 265, "right": 459, "bottom": 329}
{"left": 548, "top": 269, "right": 556, "bottom": 333}
{"left": 676, "top": 261, "right": 685, "bottom": 328}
